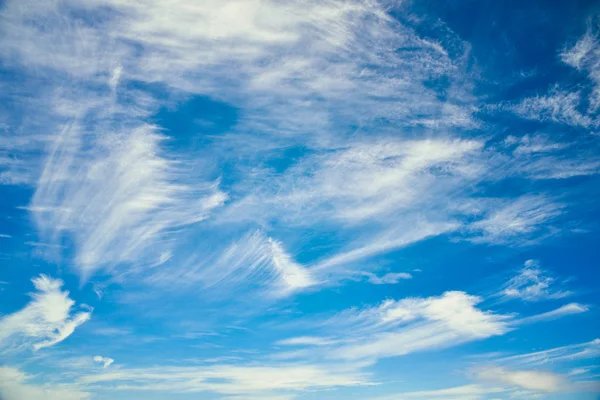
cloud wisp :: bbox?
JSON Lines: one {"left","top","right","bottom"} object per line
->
{"left": 275, "top": 291, "right": 511, "bottom": 363}
{"left": 0, "top": 275, "right": 91, "bottom": 352}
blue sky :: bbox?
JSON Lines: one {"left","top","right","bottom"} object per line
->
{"left": 1, "top": 0, "right": 600, "bottom": 399}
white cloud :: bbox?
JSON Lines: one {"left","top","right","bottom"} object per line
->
{"left": 493, "top": 339, "right": 600, "bottom": 367}
{"left": 372, "top": 384, "right": 507, "bottom": 400}
{"left": 569, "top": 367, "right": 592, "bottom": 376}
{"left": 0, "top": 0, "right": 585, "bottom": 298}
{"left": 500, "top": 259, "right": 571, "bottom": 301}
{"left": 510, "top": 87, "right": 594, "bottom": 128}
{"left": 0, "top": 233, "right": 11, "bottom": 238}
{"left": 268, "top": 237, "right": 316, "bottom": 292}
{"left": 505, "top": 134, "right": 569, "bottom": 155}
{"left": 77, "top": 362, "right": 370, "bottom": 396}
{"left": 476, "top": 367, "right": 569, "bottom": 393}
{"left": 503, "top": 135, "right": 600, "bottom": 180}
{"left": 0, "top": 366, "right": 90, "bottom": 400}
{"left": 506, "top": 26, "right": 600, "bottom": 128}
{"left": 277, "top": 336, "right": 338, "bottom": 346}
{"left": 144, "top": 230, "right": 315, "bottom": 297}
{"left": 363, "top": 271, "right": 413, "bottom": 284}
{"left": 225, "top": 138, "right": 483, "bottom": 226}
{"left": 561, "top": 29, "right": 597, "bottom": 70}
{"left": 469, "top": 196, "right": 563, "bottom": 245}
{"left": 0, "top": 275, "right": 91, "bottom": 352}
{"left": 312, "top": 220, "right": 459, "bottom": 273}
{"left": 30, "top": 124, "right": 226, "bottom": 281}
{"left": 518, "top": 303, "right": 588, "bottom": 324}
{"left": 560, "top": 27, "right": 600, "bottom": 113}
{"left": 219, "top": 137, "right": 487, "bottom": 280}
{"left": 93, "top": 355, "right": 114, "bottom": 368}
{"left": 276, "top": 291, "right": 511, "bottom": 363}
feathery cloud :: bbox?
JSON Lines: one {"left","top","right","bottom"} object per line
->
{"left": 500, "top": 259, "right": 571, "bottom": 301}
{"left": 0, "top": 366, "right": 90, "bottom": 400}
{"left": 278, "top": 291, "right": 511, "bottom": 363}
{"left": 30, "top": 124, "right": 226, "bottom": 281}
{"left": 518, "top": 303, "right": 589, "bottom": 324}
{"left": 77, "top": 362, "right": 370, "bottom": 396}
{"left": 469, "top": 196, "right": 564, "bottom": 245}
{"left": 0, "top": 275, "right": 91, "bottom": 352}
{"left": 475, "top": 367, "right": 569, "bottom": 393}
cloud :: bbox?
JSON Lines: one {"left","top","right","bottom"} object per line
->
{"left": 30, "top": 124, "right": 226, "bottom": 281}
{"left": 518, "top": 303, "right": 589, "bottom": 324}
{"left": 93, "top": 356, "right": 114, "bottom": 368}
{"left": 225, "top": 138, "right": 483, "bottom": 226}
{"left": 276, "top": 291, "right": 511, "bottom": 363}
{"left": 469, "top": 196, "right": 563, "bottom": 245}
{"left": 493, "top": 338, "right": 600, "bottom": 367}
{"left": 0, "top": 366, "right": 90, "bottom": 400}
{"left": 1, "top": 0, "right": 589, "bottom": 300}
{"left": 0, "top": 233, "right": 11, "bottom": 238}
{"left": 504, "top": 135, "right": 569, "bottom": 155}
{"left": 499, "top": 259, "right": 571, "bottom": 301}
{"left": 0, "top": 275, "right": 91, "bottom": 352}
{"left": 503, "top": 134, "right": 600, "bottom": 179}
{"left": 77, "top": 362, "right": 370, "bottom": 396}
{"left": 505, "top": 25, "right": 600, "bottom": 128}
{"left": 476, "top": 367, "right": 569, "bottom": 393}
{"left": 312, "top": 220, "right": 459, "bottom": 274}
{"left": 560, "top": 26, "right": 600, "bottom": 113}
{"left": 276, "top": 336, "right": 339, "bottom": 346}
{"left": 143, "top": 230, "right": 315, "bottom": 299}
{"left": 372, "top": 384, "right": 507, "bottom": 400}
{"left": 509, "top": 87, "right": 594, "bottom": 128}
{"left": 363, "top": 271, "right": 413, "bottom": 284}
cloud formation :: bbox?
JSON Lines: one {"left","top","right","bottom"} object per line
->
{"left": 277, "top": 291, "right": 511, "bottom": 363}
{"left": 0, "top": 275, "right": 91, "bottom": 352}
{"left": 93, "top": 355, "right": 114, "bottom": 368}
{"left": 500, "top": 259, "right": 571, "bottom": 301}
{"left": 0, "top": 366, "right": 90, "bottom": 400}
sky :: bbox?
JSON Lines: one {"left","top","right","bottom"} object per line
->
{"left": 0, "top": 0, "right": 600, "bottom": 399}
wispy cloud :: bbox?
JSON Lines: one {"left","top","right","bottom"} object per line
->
{"left": 475, "top": 366, "right": 570, "bottom": 393}
{"left": 509, "top": 87, "right": 595, "bottom": 128}
{"left": 499, "top": 259, "right": 571, "bottom": 301}
{"left": 92, "top": 355, "right": 114, "bottom": 368}
{"left": 0, "top": 366, "right": 90, "bottom": 400}
{"left": 30, "top": 124, "right": 226, "bottom": 281}
{"left": 0, "top": 275, "right": 91, "bottom": 352}
{"left": 144, "top": 230, "right": 315, "bottom": 298}
{"left": 276, "top": 336, "right": 339, "bottom": 347}
{"left": 77, "top": 362, "right": 371, "bottom": 396}
{"left": 276, "top": 291, "right": 511, "bottom": 363}
{"left": 560, "top": 26, "right": 600, "bottom": 113}
{"left": 503, "top": 134, "right": 600, "bottom": 179}
{"left": 362, "top": 271, "right": 413, "bottom": 285}
{"left": 371, "top": 384, "right": 508, "bottom": 400}
{"left": 492, "top": 338, "right": 600, "bottom": 367}
{"left": 469, "top": 196, "right": 564, "bottom": 245}
{"left": 518, "top": 303, "right": 589, "bottom": 324}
